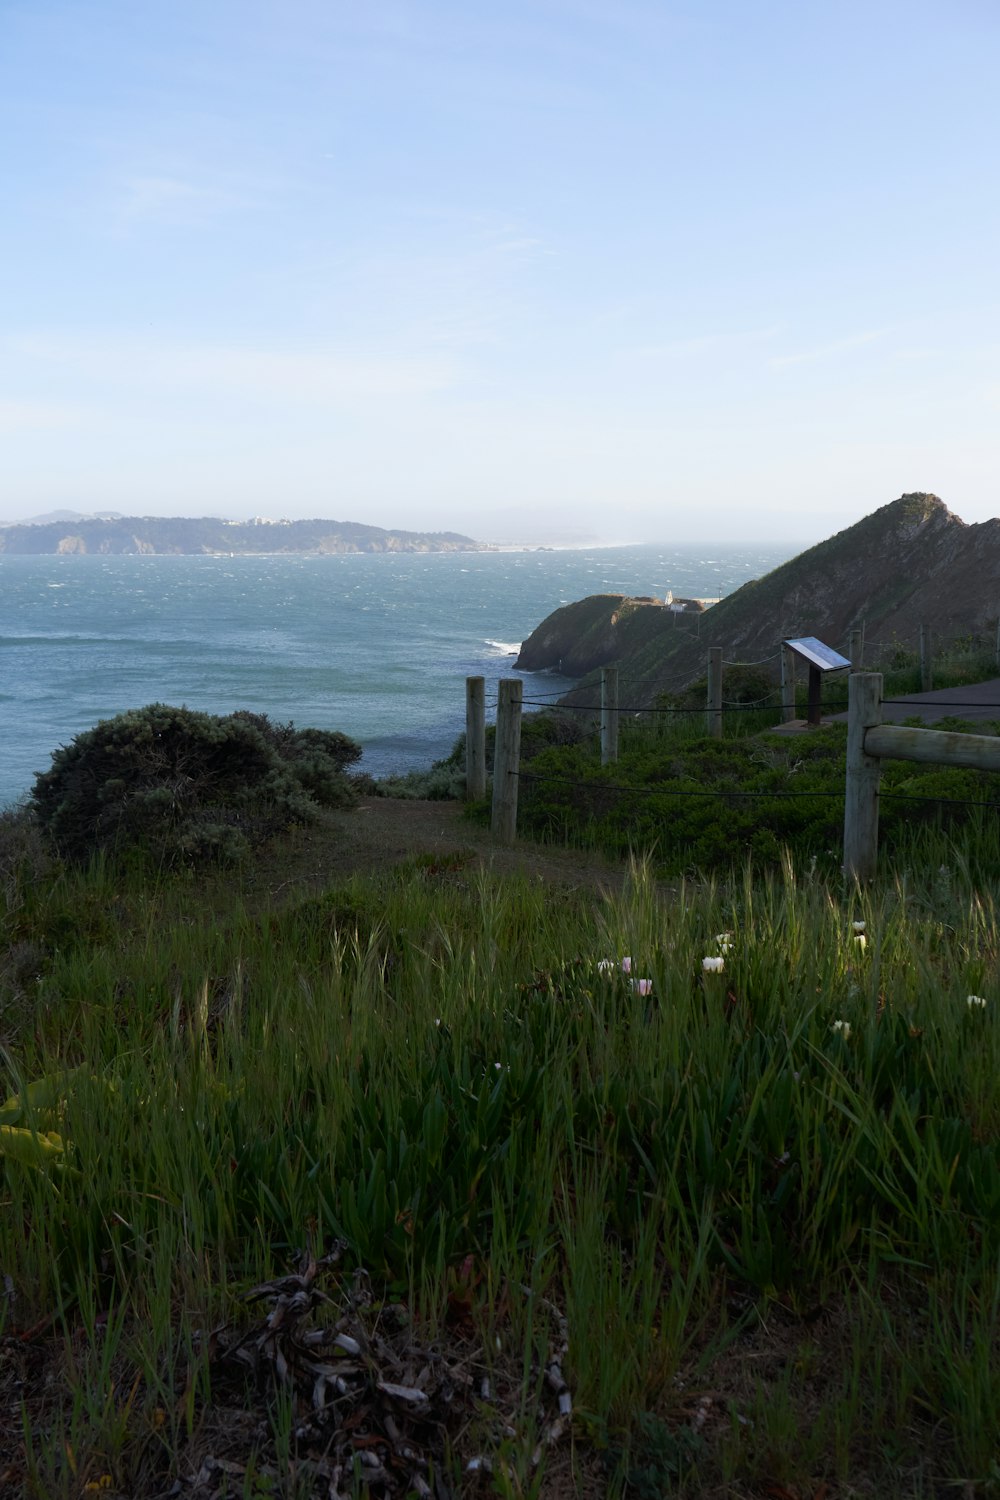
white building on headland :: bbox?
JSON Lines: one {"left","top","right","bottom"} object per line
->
{"left": 664, "top": 589, "right": 714, "bottom": 612}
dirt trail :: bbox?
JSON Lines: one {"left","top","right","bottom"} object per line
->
{"left": 258, "top": 796, "right": 627, "bottom": 901}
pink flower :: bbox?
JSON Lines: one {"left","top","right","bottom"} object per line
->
{"left": 632, "top": 978, "right": 653, "bottom": 997}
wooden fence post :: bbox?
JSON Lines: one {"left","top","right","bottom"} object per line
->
{"left": 849, "top": 628, "right": 863, "bottom": 669}
{"left": 491, "top": 678, "right": 522, "bottom": 844}
{"left": 843, "top": 672, "right": 883, "bottom": 883}
{"left": 780, "top": 643, "right": 796, "bottom": 723}
{"left": 601, "top": 665, "right": 619, "bottom": 765}
{"left": 465, "top": 676, "right": 486, "bottom": 801}
{"left": 919, "top": 624, "right": 933, "bottom": 692}
{"left": 707, "top": 648, "right": 723, "bottom": 739}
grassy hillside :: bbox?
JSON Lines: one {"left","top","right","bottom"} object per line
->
{"left": 517, "top": 494, "right": 1000, "bottom": 708}
{"left": 2, "top": 721, "right": 1000, "bottom": 1495}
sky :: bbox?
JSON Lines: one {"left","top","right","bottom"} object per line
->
{"left": 1, "top": 0, "right": 998, "bottom": 546}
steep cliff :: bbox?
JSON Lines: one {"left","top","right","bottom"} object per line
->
{"left": 514, "top": 595, "right": 676, "bottom": 676}
{"left": 516, "top": 494, "right": 1000, "bottom": 703}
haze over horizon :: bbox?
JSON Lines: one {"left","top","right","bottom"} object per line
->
{"left": 2, "top": 1, "right": 998, "bottom": 547}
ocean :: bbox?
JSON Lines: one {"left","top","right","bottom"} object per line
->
{"left": 0, "top": 542, "right": 792, "bottom": 809}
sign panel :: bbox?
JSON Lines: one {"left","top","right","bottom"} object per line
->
{"left": 784, "top": 637, "right": 851, "bottom": 672}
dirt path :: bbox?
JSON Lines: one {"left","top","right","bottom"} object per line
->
{"left": 256, "top": 796, "right": 628, "bottom": 902}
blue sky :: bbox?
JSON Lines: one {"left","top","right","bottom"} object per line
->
{"left": 1, "top": 0, "right": 998, "bottom": 543}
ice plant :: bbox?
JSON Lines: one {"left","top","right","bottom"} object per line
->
{"left": 702, "top": 956, "right": 724, "bottom": 974}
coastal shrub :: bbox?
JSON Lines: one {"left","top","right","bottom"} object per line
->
{"left": 513, "top": 722, "right": 1000, "bottom": 875}
{"left": 32, "top": 704, "right": 360, "bottom": 865}
{"left": 227, "top": 712, "right": 362, "bottom": 804}
{"left": 374, "top": 763, "right": 466, "bottom": 799}
{"left": 520, "top": 707, "right": 592, "bottom": 759}
{"left": 0, "top": 805, "right": 52, "bottom": 912}
{"left": 381, "top": 712, "right": 592, "bottom": 801}
{"left": 658, "top": 663, "right": 778, "bottom": 713}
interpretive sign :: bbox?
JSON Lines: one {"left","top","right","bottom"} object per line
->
{"left": 783, "top": 637, "right": 852, "bottom": 724}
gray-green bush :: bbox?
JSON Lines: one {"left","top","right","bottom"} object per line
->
{"left": 31, "top": 703, "right": 360, "bottom": 865}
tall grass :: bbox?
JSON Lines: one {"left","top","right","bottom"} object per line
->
{"left": 2, "top": 830, "right": 999, "bottom": 1495}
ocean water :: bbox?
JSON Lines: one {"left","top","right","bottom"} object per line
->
{"left": 0, "top": 543, "right": 791, "bottom": 809}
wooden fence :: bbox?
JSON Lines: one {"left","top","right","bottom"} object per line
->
{"left": 844, "top": 672, "right": 1000, "bottom": 880}
{"left": 469, "top": 664, "right": 1000, "bottom": 860}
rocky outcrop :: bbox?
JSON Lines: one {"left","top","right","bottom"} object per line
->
{"left": 515, "top": 595, "right": 671, "bottom": 676}
{"left": 518, "top": 494, "right": 1000, "bottom": 705}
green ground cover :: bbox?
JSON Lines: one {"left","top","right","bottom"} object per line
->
{"left": 2, "top": 664, "right": 1000, "bottom": 1497}
{"left": 2, "top": 816, "right": 1000, "bottom": 1496}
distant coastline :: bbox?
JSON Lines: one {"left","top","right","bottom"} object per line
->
{"left": 0, "top": 514, "right": 481, "bottom": 557}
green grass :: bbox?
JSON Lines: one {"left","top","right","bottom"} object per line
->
{"left": 1, "top": 814, "right": 999, "bottom": 1497}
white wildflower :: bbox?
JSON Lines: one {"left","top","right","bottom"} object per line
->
{"left": 702, "top": 956, "right": 725, "bottom": 974}
{"left": 966, "top": 994, "right": 988, "bottom": 1010}
{"left": 854, "top": 934, "right": 867, "bottom": 951}
{"left": 598, "top": 956, "right": 634, "bottom": 976}
{"left": 852, "top": 920, "right": 866, "bottom": 934}
{"left": 831, "top": 1020, "right": 851, "bottom": 1039}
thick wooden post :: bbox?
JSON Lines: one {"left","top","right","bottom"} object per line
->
{"left": 491, "top": 678, "right": 522, "bottom": 844}
{"left": 780, "top": 644, "right": 796, "bottom": 723}
{"left": 465, "top": 676, "right": 486, "bottom": 801}
{"left": 919, "top": 624, "right": 932, "bottom": 692}
{"left": 601, "top": 665, "right": 619, "bottom": 765}
{"left": 849, "top": 628, "right": 863, "bottom": 669}
{"left": 707, "top": 647, "right": 723, "bottom": 739}
{"left": 843, "top": 672, "right": 883, "bottom": 883}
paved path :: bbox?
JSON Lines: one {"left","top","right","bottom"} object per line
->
{"left": 836, "top": 677, "right": 1000, "bottom": 725}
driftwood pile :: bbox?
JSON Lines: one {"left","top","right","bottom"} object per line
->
{"left": 165, "top": 1243, "right": 573, "bottom": 1499}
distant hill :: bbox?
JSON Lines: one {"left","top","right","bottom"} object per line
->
{"left": 0, "top": 515, "right": 479, "bottom": 555}
{"left": 10, "top": 510, "right": 126, "bottom": 526}
{"left": 515, "top": 493, "right": 1000, "bottom": 701}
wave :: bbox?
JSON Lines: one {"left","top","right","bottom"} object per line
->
{"left": 484, "top": 639, "right": 521, "bottom": 656}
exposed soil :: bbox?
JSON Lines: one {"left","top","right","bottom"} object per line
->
{"left": 247, "top": 796, "right": 628, "bottom": 905}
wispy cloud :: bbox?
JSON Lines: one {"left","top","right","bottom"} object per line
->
{"left": 8, "top": 335, "right": 458, "bottom": 402}
{"left": 120, "top": 175, "right": 210, "bottom": 218}
{"left": 620, "top": 326, "right": 780, "bottom": 361}
{"left": 0, "top": 398, "right": 82, "bottom": 431}
{"left": 546, "top": 0, "right": 713, "bottom": 44}
{"left": 768, "top": 330, "right": 887, "bottom": 369}
{"left": 111, "top": 167, "right": 269, "bottom": 230}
